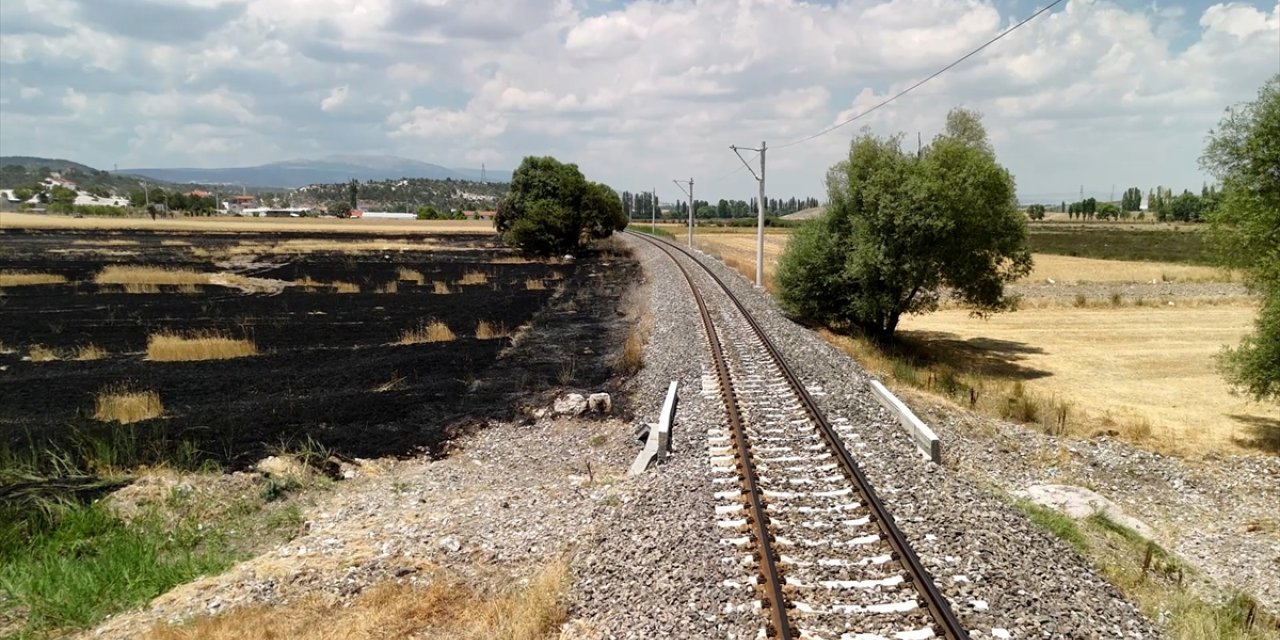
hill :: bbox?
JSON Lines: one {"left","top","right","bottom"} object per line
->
{"left": 0, "top": 156, "right": 166, "bottom": 196}
{"left": 123, "top": 154, "right": 513, "bottom": 189}
{"left": 294, "top": 176, "right": 507, "bottom": 213}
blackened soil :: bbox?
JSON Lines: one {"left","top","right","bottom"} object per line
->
{"left": 0, "top": 228, "right": 638, "bottom": 471}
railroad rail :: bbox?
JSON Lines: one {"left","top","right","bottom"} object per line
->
{"left": 629, "top": 231, "right": 968, "bottom": 640}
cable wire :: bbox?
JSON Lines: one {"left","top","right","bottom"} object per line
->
{"left": 772, "top": 0, "right": 1065, "bottom": 150}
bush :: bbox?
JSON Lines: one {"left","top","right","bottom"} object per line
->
{"left": 496, "top": 156, "right": 626, "bottom": 256}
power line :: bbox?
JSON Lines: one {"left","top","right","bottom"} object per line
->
{"left": 773, "top": 0, "right": 1065, "bottom": 151}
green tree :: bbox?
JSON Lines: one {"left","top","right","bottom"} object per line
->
{"left": 416, "top": 205, "right": 440, "bottom": 220}
{"left": 348, "top": 180, "right": 358, "bottom": 209}
{"left": 776, "top": 110, "right": 1031, "bottom": 342}
{"left": 12, "top": 188, "right": 33, "bottom": 202}
{"left": 1202, "top": 73, "right": 1280, "bottom": 401}
{"left": 328, "top": 200, "right": 352, "bottom": 218}
{"left": 1027, "top": 204, "right": 1046, "bottom": 220}
{"left": 496, "top": 156, "right": 626, "bottom": 256}
{"left": 1097, "top": 202, "right": 1120, "bottom": 220}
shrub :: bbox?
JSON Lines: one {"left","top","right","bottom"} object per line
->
{"left": 496, "top": 156, "right": 626, "bottom": 256}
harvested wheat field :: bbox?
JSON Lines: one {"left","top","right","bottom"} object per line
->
{"left": 899, "top": 303, "right": 1280, "bottom": 455}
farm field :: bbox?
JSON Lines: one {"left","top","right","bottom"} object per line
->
{"left": 0, "top": 226, "right": 631, "bottom": 471}
{"left": 898, "top": 305, "right": 1279, "bottom": 455}
{"left": 680, "top": 224, "right": 1270, "bottom": 456}
{"left": 0, "top": 211, "right": 494, "bottom": 234}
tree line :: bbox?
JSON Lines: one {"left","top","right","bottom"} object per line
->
{"left": 1028, "top": 184, "right": 1224, "bottom": 222}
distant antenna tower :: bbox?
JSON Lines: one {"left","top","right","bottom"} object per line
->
{"left": 481, "top": 163, "right": 487, "bottom": 183}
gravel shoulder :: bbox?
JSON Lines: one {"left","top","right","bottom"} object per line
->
{"left": 563, "top": 236, "right": 1159, "bottom": 638}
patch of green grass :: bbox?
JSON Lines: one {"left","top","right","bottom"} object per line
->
{"left": 1012, "top": 501, "right": 1278, "bottom": 639}
{"left": 632, "top": 226, "right": 675, "bottom": 240}
{"left": 0, "top": 502, "right": 233, "bottom": 637}
{"left": 1014, "top": 499, "right": 1089, "bottom": 553}
{"left": 1028, "top": 225, "right": 1216, "bottom": 265}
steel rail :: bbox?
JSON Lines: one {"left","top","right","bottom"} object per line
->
{"left": 630, "top": 231, "right": 968, "bottom": 640}
{"left": 641, "top": 234, "right": 795, "bottom": 637}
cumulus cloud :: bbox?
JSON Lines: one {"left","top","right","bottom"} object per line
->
{"left": 0, "top": 0, "right": 1276, "bottom": 198}
{"left": 321, "top": 85, "right": 349, "bottom": 112}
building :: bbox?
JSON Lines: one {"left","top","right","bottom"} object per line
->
{"left": 352, "top": 211, "right": 416, "bottom": 220}
{"left": 187, "top": 189, "right": 212, "bottom": 198}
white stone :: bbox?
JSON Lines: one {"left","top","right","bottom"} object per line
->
{"left": 553, "top": 393, "right": 588, "bottom": 416}
{"left": 437, "top": 535, "right": 461, "bottom": 553}
{"left": 587, "top": 392, "right": 612, "bottom": 414}
{"left": 1015, "top": 484, "right": 1155, "bottom": 538}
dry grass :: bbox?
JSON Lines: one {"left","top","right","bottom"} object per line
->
{"left": 27, "top": 344, "right": 60, "bottom": 362}
{"left": 1027, "top": 254, "right": 1238, "bottom": 284}
{"left": 491, "top": 255, "right": 534, "bottom": 264}
{"left": 74, "top": 344, "right": 108, "bottom": 361}
{"left": 525, "top": 278, "right": 546, "bottom": 290}
{"left": 0, "top": 271, "right": 68, "bottom": 286}
{"left": 898, "top": 303, "right": 1280, "bottom": 456}
{"left": 397, "top": 268, "right": 426, "bottom": 284}
{"left": 433, "top": 281, "right": 452, "bottom": 294}
{"left": 146, "top": 330, "right": 258, "bottom": 362}
{"left": 118, "top": 283, "right": 161, "bottom": 294}
{"left": 294, "top": 277, "right": 359, "bottom": 293}
{"left": 378, "top": 281, "right": 399, "bottom": 294}
{"left": 399, "top": 320, "right": 456, "bottom": 344}
{"left": 372, "top": 373, "right": 408, "bottom": 393}
{"left": 93, "top": 386, "right": 164, "bottom": 424}
{"left": 474, "top": 321, "right": 511, "bottom": 340}
{"left": 456, "top": 270, "right": 489, "bottom": 286}
{"left": 142, "top": 560, "right": 569, "bottom": 640}
{"left": 95, "top": 266, "right": 211, "bottom": 286}
{"left": 0, "top": 211, "right": 490, "bottom": 235}
{"left": 71, "top": 239, "right": 140, "bottom": 246}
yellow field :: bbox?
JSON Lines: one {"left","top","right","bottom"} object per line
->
{"left": 1026, "top": 254, "right": 1237, "bottom": 284}
{"left": 899, "top": 305, "right": 1278, "bottom": 455}
{"left": 0, "top": 212, "right": 493, "bottom": 235}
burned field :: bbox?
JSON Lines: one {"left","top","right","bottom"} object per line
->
{"left": 0, "top": 228, "right": 637, "bottom": 472}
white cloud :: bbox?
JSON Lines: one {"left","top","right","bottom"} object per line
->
{"left": 321, "top": 85, "right": 349, "bottom": 111}
{"left": 0, "top": 0, "right": 1276, "bottom": 201}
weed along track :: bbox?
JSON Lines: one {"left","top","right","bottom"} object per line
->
{"left": 631, "top": 232, "right": 967, "bottom": 639}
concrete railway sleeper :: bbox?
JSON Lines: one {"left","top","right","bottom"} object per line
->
{"left": 630, "top": 232, "right": 968, "bottom": 640}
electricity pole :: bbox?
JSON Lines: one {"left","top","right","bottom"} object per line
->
{"left": 731, "top": 141, "right": 767, "bottom": 287}
{"left": 673, "top": 178, "right": 693, "bottom": 247}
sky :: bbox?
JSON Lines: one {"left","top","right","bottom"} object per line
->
{"left": 0, "top": 0, "right": 1276, "bottom": 203}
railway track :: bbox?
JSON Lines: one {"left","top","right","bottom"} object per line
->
{"left": 629, "top": 232, "right": 968, "bottom": 640}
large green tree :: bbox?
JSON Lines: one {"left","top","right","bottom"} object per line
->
{"left": 776, "top": 109, "right": 1031, "bottom": 342}
{"left": 1202, "top": 74, "right": 1280, "bottom": 401}
{"left": 495, "top": 156, "right": 626, "bottom": 256}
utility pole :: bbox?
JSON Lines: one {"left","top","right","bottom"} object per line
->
{"left": 731, "top": 141, "right": 767, "bottom": 287}
{"left": 673, "top": 178, "right": 694, "bottom": 247}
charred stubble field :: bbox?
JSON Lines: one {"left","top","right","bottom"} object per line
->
{"left": 0, "top": 228, "right": 639, "bottom": 472}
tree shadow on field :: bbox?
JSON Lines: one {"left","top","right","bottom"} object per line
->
{"left": 1228, "top": 414, "right": 1280, "bottom": 454}
{"left": 893, "top": 330, "right": 1052, "bottom": 381}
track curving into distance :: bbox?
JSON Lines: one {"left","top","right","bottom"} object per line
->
{"left": 629, "top": 231, "right": 968, "bottom": 640}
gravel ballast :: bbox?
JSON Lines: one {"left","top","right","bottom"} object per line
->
{"left": 565, "top": 234, "right": 1161, "bottom": 638}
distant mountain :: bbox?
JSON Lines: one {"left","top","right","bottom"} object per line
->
{"left": 122, "top": 154, "right": 512, "bottom": 189}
